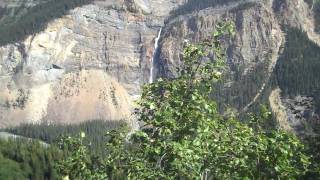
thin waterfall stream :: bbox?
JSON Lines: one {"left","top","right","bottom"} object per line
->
{"left": 149, "top": 28, "right": 162, "bottom": 83}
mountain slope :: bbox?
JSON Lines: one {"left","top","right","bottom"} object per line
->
{"left": 0, "top": 0, "right": 184, "bottom": 127}
{"left": 0, "top": 0, "right": 319, "bottom": 135}
{"left": 156, "top": 0, "right": 320, "bottom": 134}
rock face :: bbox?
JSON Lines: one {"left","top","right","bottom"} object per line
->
{"left": 282, "top": 95, "right": 319, "bottom": 136}
{"left": 0, "top": 0, "right": 319, "bottom": 132}
{"left": 0, "top": 0, "right": 184, "bottom": 127}
{"left": 269, "top": 88, "right": 320, "bottom": 137}
{"left": 158, "top": 0, "right": 284, "bottom": 111}
{"left": 155, "top": 0, "right": 320, "bottom": 135}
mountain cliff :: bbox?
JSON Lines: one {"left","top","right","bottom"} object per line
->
{"left": 157, "top": 0, "right": 320, "bottom": 135}
{"left": 0, "top": 0, "right": 185, "bottom": 127}
{"left": 0, "top": 0, "right": 319, "bottom": 136}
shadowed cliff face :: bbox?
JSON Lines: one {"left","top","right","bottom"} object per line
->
{"left": 0, "top": 0, "right": 319, "bottom": 131}
{"left": 158, "top": 0, "right": 283, "bottom": 110}
{"left": 156, "top": 0, "right": 320, "bottom": 135}
{"left": 0, "top": 0, "right": 95, "bottom": 46}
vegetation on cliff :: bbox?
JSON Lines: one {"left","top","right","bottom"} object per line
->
{"left": 0, "top": 20, "right": 318, "bottom": 179}
{"left": 277, "top": 27, "right": 320, "bottom": 174}
{"left": 276, "top": 28, "right": 320, "bottom": 96}
{"left": 56, "top": 22, "right": 312, "bottom": 179}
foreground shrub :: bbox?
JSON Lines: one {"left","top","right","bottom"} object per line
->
{"left": 56, "top": 21, "right": 311, "bottom": 179}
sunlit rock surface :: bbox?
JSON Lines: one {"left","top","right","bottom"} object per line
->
{"left": 0, "top": 0, "right": 319, "bottom": 131}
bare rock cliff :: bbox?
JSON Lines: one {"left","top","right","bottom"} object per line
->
{"left": 0, "top": 0, "right": 184, "bottom": 127}
{"left": 0, "top": 0, "right": 319, "bottom": 131}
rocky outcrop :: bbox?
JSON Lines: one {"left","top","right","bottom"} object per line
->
{"left": 269, "top": 88, "right": 292, "bottom": 132}
{"left": 269, "top": 88, "right": 320, "bottom": 136}
{"left": 283, "top": 95, "right": 320, "bottom": 136}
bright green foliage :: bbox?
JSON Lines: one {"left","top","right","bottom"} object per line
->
{"left": 305, "top": 134, "right": 320, "bottom": 178}
{"left": 57, "top": 22, "right": 310, "bottom": 179}
{"left": 56, "top": 134, "right": 107, "bottom": 180}
{"left": 0, "top": 120, "right": 123, "bottom": 179}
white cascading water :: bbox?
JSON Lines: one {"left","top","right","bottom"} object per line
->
{"left": 149, "top": 28, "right": 162, "bottom": 83}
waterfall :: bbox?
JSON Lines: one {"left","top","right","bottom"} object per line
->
{"left": 149, "top": 28, "right": 162, "bottom": 83}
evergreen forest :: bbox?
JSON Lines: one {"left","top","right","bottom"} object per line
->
{"left": 276, "top": 28, "right": 320, "bottom": 98}
{"left": 4, "top": 120, "right": 123, "bottom": 156}
{"left": 0, "top": 139, "right": 63, "bottom": 180}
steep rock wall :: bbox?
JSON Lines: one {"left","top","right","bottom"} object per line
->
{"left": 0, "top": 0, "right": 184, "bottom": 127}
{"left": 0, "top": 0, "right": 319, "bottom": 131}
{"left": 158, "top": 1, "right": 283, "bottom": 111}
{"left": 157, "top": 0, "right": 320, "bottom": 115}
